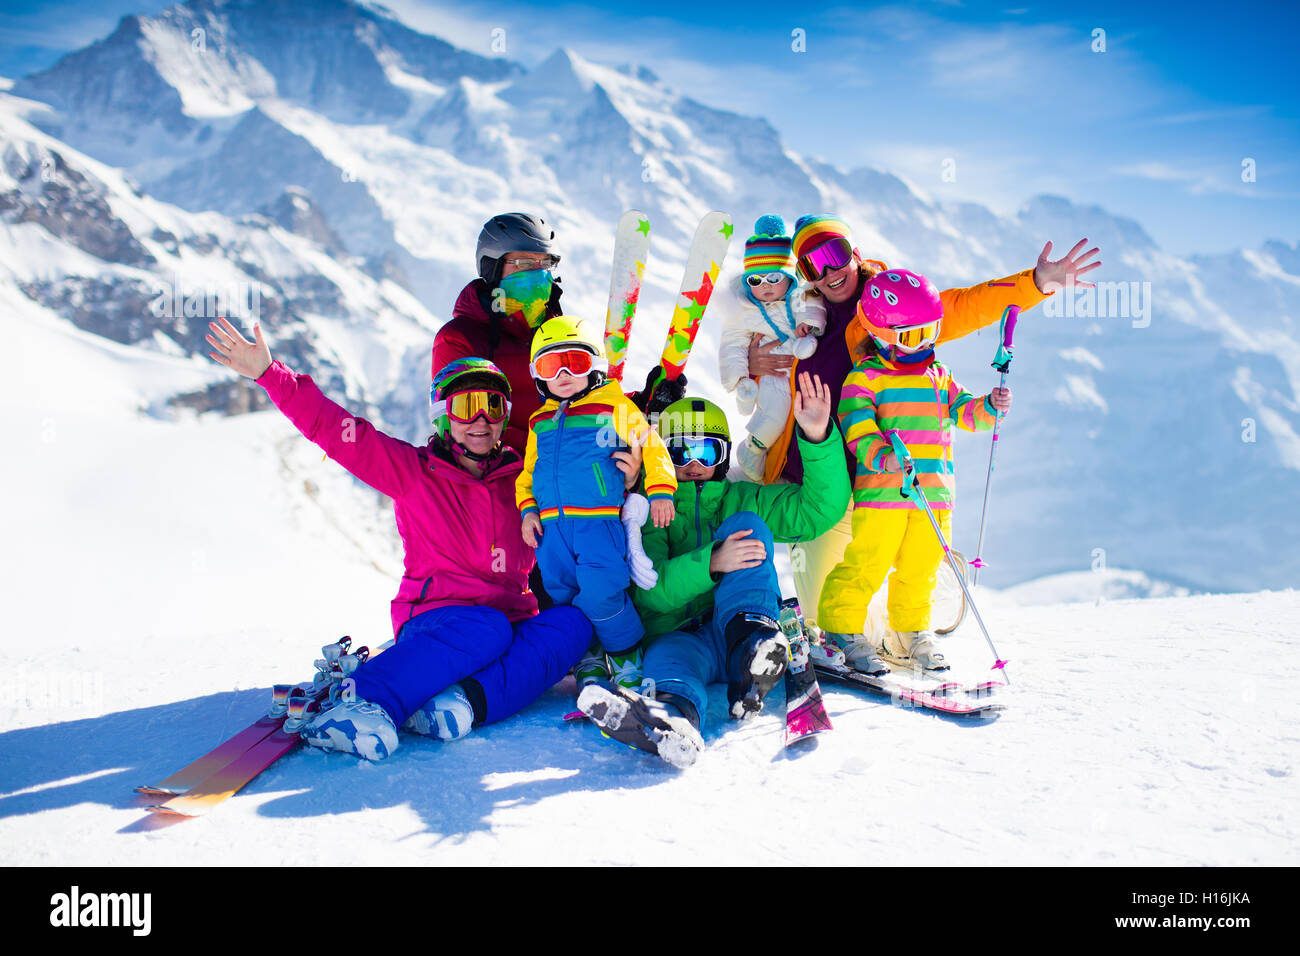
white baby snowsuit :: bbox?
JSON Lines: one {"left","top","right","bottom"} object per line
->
{"left": 717, "top": 275, "right": 827, "bottom": 481}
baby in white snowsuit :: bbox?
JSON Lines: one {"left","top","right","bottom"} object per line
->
{"left": 718, "top": 215, "right": 826, "bottom": 481}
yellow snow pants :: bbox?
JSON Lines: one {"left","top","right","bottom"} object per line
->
{"left": 817, "top": 506, "right": 951, "bottom": 635}
{"left": 790, "top": 500, "right": 853, "bottom": 629}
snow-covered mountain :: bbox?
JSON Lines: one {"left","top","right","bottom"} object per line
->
{"left": 4, "top": 0, "right": 1298, "bottom": 592}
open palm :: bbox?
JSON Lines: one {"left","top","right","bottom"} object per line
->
{"left": 1034, "top": 238, "right": 1102, "bottom": 292}
{"left": 793, "top": 371, "right": 832, "bottom": 441}
{"left": 207, "top": 318, "right": 273, "bottom": 380}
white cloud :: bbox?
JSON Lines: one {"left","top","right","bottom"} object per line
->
{"left": 1113, "top": 162, "right": 1261, "bottom": 198}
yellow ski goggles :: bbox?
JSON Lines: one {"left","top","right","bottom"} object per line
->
{"left": 892, "top": 320, "right": 942, "bottom": 352}
{"left": 445, "top": 389, "right": 509, "bottom": 424}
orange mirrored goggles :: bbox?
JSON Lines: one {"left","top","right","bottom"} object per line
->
{"left": 892, "top": 320, "right": 942, "bottom": 352}
{"left": 530, "top": 348, "right": 597, "bottom": 381}
{"left": 446, "top": 389, "right": 509, "bottom": 423}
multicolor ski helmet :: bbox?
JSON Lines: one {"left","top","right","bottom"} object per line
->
{"left": 855, "top": 269, "right": 944, "bottom": 358}
{"left": 429, "top": 357, "right": 512, "bottom": 441}
{"left": 528, "top": 316, "right": 608, "bottom": 400}
{"left": 657, "top": 397, "right": 732, "bottom": 480}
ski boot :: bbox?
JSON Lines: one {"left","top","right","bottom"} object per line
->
{"left": 606, "top": 646, "right": 644, "bottom": 691}
{"left": 724, "top": 612, "right": 789, "bottom": 719}
{"left": 577, "top": 685, "right": 704, "bottom": 769}
{"left": 404, "top": 683, "right": 475, "bottom": 741}
{"left": 822, "top": 631, "right": 891, "bottom": 675}
{"left": 573, "top": 641, "right": 610, "bottom": 691}
{"left": 887, "top": 629, "right": 949, "bottom": 671}
{"left": 301, "top": 683, "right": 398, "bottom": 761}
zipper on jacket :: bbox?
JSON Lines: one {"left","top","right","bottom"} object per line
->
{"left": 553, "top": 400, "right": 569, "bottom": 518}
{"left": 592, "top": 461, "right": 607, "bottom": 498}
{"left": 694, "top": 482, "right": 703, "bottom": 548}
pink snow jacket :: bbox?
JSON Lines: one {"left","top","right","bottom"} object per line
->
{"left": 256, "top": 361, "right": 537, "bottom": 636}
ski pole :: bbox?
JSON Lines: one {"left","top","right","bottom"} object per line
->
{"left": 969, "top": 305, "right": 1019, "bottom": 587}
{"left": 886, "top": 431, "right": 1010, "bottom": 683}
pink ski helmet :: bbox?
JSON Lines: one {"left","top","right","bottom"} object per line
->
{"left": 855, "top": 268, "right": 944, "bottom": 356}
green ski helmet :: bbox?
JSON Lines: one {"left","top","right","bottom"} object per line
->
{"left": 657, "top": 397, "right": 732, "bottom": 480}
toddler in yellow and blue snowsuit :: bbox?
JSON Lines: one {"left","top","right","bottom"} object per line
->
{"left": 517, "top": 317, "right": 677, "bottom": 687}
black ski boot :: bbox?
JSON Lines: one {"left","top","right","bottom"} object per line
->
{"left": 577, "top": 685, "right": 704, "bottom": 768}
{"left": 724, "top": 612, "right": 789, "bottom": 719}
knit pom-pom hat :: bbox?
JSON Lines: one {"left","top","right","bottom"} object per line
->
{"left": 743, "top": 214, "right": 795, "bottom": 279}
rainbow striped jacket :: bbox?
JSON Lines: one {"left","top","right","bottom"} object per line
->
{"left": 840, "top": 353, "right": 997, "bottom": 510}
{"left": 517, "top": 380, "right": 677, "bottom": 522}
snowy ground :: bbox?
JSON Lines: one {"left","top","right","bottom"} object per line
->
{"left": 2, "top": 303, "right": 1296, "bottom": 866}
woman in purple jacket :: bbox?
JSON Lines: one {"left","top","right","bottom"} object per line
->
{"left": 206, "top": 317, "right": 593, "bottom": 761}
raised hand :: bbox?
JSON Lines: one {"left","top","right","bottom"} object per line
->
{"left": 793, "top": 371, "right": 832, "bottom": 442}
{"left": 207, "top": 318, "right": 272, "bottom": 380}
{"left": 1033, "top": 238, "right": 1102, "bottom": 293}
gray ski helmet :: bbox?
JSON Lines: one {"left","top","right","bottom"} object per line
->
{"left": 476, "top": 212, "right": 557, "bottom": 282}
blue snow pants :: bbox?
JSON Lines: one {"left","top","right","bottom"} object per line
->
{"left": 641, "top": 512, "right": 781, "bottom": 722}
{"left": 353, "top": 604, "right": 591, "bottom": 727}
{"left": 535, "top": 517, "right": 643, "bottom": 654}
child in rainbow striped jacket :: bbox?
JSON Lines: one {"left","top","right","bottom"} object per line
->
{"left": 818, "top": 269, "right": 1011, "bottom": 673}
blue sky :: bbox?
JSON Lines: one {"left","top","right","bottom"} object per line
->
{"left": 2, "top": 0, "right": 1296, "bottom": 256}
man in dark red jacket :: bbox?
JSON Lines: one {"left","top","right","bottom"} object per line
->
{"left": 432, "top": 212, "right": 564, "bottom": 455}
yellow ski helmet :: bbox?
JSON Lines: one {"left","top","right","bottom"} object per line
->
{"left": 528, "top": 316, "right": 608, "bottom": 399}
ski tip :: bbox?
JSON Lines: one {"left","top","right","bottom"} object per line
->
{"left": 144, "top": 804, "right": 198, "bottom": 818}
{"left": 133, "top": 785, "right": 179, "bottom": 797}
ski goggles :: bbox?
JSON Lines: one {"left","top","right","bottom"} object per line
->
{"left": 891, "top": 319, "right": 942, "bottom": 352}
{"left": 746, "top": 273, "right": 788, "bottom": 287}
{"left": 795, "top": 237, "right": 854, "bottom": 282}
{"left": 530, "top": 347, "right": 599, "bottom": 381}
{"left": 666, "top": 436, "right": 729, "bottom": 468}
{"left": 444, "top": 389, "right": 510, "bottom": 424}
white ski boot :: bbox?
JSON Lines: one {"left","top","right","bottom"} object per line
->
{"left": 822, "top": 631, "right": 891, "bottom": 675}
{"left": 889, "top": 630, "right": 949, "bottom": 670}
{"left": 404, "top": 684, "right": 475, "bottom": 741}
{"left": 302, "top": 689, "right": 399, "bottom": 761}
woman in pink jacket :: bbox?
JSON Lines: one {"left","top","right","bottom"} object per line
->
{"left": 206, "top": 318, "right": 592, "bottom": 760}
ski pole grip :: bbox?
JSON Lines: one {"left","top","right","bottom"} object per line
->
{"left": 886, "top": 429, "right": 912, "bottom": 466}
{"left": 886, "top": 430, "right": 918, "bottom": 499}
{"left": 1002, "top": 305, "right": 1020, "bottom": 349}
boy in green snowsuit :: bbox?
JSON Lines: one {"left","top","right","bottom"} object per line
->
{"left": 576, "top": 372, "right": 850, "bottom": 767}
